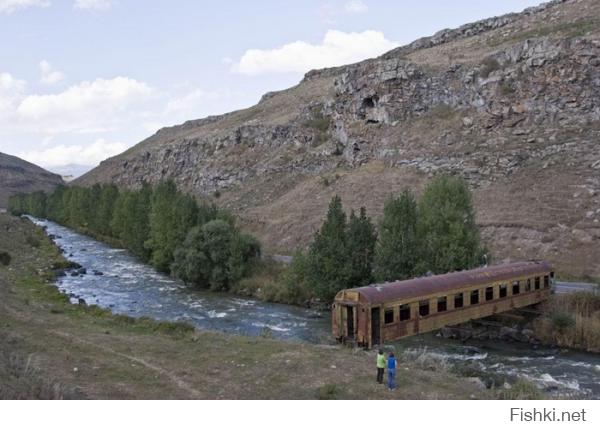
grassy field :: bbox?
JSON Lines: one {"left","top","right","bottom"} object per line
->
{"left": 0, "top": 214, "right": 503, "bottom": 399}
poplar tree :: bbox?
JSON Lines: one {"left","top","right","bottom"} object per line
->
{"left": 374, "top": 189, "right": 419, "bottom": 282}
{"left": 146, "top": 181, "right": 174, "bottom": 271}
{"left": 307, "top": 195, "right": 350, "bottom": 302}
{"left": 417, "top": 175, "right": 483, "bottom": 274}
{"left": 346, "top": 207, "right": 377, "bottom": 287}
{"left": 96, "top": 184, "right": 119, "bottom": 236}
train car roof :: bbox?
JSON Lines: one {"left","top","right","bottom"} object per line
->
{"left": 343, "top": 261, "right": 553, "bottom": 304}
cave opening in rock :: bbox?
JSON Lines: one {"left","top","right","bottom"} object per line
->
{"left": 361, "top": 96, "right": 377, "bottom": 109}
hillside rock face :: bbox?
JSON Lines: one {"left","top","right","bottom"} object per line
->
{"left": 0, "top": 152, "right": 64, "bottom": 208}
{"left": 77, "top": 0, "right": 600, "bottom": 279}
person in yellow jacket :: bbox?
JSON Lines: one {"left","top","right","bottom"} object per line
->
{"left": 376, "top": 349, "right": 385, "bottom": 384}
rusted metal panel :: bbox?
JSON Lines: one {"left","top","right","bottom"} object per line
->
{"left": 347, "top": 261, "right": 552, "bottom": 305}
{"left": 333, "top": 261, "right": 553, "bottom": 347}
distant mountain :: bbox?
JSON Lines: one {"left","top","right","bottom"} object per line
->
{"left": 48, "top": 164, "right": 94, "bottom": 180}
{"left": 76, "top": 0, "right": 600, "bottom": 279}
{"left": 0, "top": 152, "right": 64, "bottom": 208}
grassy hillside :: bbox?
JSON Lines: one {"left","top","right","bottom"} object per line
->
{"left": 75, "top": 0, "right": 600, "bottom": 280}
{"left": 0, "top": 152, "right": 63, "bottom": 209}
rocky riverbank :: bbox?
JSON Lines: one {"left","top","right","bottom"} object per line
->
{"left": 439, "top": 315, "right": 543, "bottom": 344}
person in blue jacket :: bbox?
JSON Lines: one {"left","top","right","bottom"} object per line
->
{"left": 387, "top": 352, "right": 396, "bottom": 391}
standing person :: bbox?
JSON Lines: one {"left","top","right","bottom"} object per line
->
{"left": 376, "top": 349, "right": 385, "bottom": 384}
{"left": 387, "top": 352, "right": 396, "bottom": 391}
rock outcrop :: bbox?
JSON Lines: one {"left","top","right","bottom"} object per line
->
{"left": 76, "top": 0, "right": 600, "bottom": 278}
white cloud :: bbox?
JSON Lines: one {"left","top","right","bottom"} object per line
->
{"left": 345, "top": 0, "right": 368, "bottom": 14}
{"left": 18, "top": 138, "right": 129, "bottom": 168}
{"left": 73, "top": 0, "right": 111, "bottom": 10}
{"left": 16, "top": 76, "right": 154, "bottom": 133}
{"left": 0, "top": 72, "right": 26, "bottom": 113}
{"left": 0, "top": 0, "right": 49, "bottom": 14}
{"left": 39, "top": 60, "right": 65, "bottom": 84}
{"left": 233, "top": 30, "right": 399, "bottom": 75}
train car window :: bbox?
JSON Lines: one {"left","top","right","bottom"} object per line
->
{"left": 470, "top": 289, "right": 479, "bottom": 305}
{"left": 454, "top": 293, "right": 464, "bottom": 308}
{"left": 384, "top": 309, "right": 394, "bottom": 324}
{"left": 525, "top": 279, "right": 531, "bottom": 292}
{"left": 437, "top": 297, "right": 447, "bottom": 312}
{"left": 419, "top": 300, "right": 430, "bottom": 317}
{"left": 512, "top": 281, "right": 520, "bottom": 295}
{"left": 499, "top": 284, "right": 507, "bottom": 298}
{"left": 534, "top": 277, "right": 540, "bottom": 290}
{"left": 485, "top": 287, "right": 494, "bottom": 301}
{"left": 544, "top": 275, "right": 549, "bottom": 288}
{"left": 399, "top": 304, "right": 411, "bottom": 321}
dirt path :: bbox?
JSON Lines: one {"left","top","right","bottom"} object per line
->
{"left": 48, "top": 329, "right": 205, "bottom": 398}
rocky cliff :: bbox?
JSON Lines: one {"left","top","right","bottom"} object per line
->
{"left": 76, "top": 0, "right": 600, "bottom": 279}
{"left": 0, "top": 152, "right": 64, "bottom": 208}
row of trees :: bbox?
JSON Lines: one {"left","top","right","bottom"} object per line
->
{"left": 10, "top": 175, "right": 485, "bottom": 304}
{"left": 9, "top": 182, "right": 260, "bottom": 291}
{"left": 288, "top": 176, "right": 486, "bottom": 301}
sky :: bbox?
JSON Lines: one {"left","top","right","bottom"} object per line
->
{"left": 0, "top": 0, "right": 542, "bottom": 176}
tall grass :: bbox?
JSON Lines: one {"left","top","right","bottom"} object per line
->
{"left": 497, "top": 378, "right": 545, "bottom": 400}
{"left": 0, "top": 351, "right": 82, "bottom": 400}
{"left": 231, "top": 260, "right": 312, "bottom": 306}
{"left": 401, "top": 348, "right": 450, "bottom": 372}
{"left": 534, "top": 291, "right": 600, "bottom": 352}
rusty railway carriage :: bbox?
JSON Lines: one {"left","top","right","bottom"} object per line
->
{"left": 332, "top": 261, "right": 554, "bottom": 348}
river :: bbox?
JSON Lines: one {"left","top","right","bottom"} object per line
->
{"left": 32, "top": 217, "right": 600, "bottom": 398}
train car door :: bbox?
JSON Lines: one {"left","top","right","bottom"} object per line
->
{"left": 346, "top": 306, "right": 355, "bottom": 339}
{"left": 371, "top": 307, "right": 380, "bottom": 345}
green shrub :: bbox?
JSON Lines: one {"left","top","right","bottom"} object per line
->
{"left": 154, "top": 320, "right": 195, "bottom": 337}
{"left": 497, "top": 379, "right": 545, "bottom": 400}
{"left": 84, "top": 305, "right": 113, "bottom": 318}
{"left": 51, "top": 260, "right": 80, "bottom": 270}
{"left": 172, "top": 220, "right": 260, "bottom": 291}
{"left": 551, "top": 312, "right": 576, "bottom": 333}
{"left": 0, "top": 251, "right": 11, "bottom": 266}
{"left": 25, "top": 235, "right": 41, "bottom": 248}
{"left": 429, "top": 104, "right": 457, "bottom": 120}
{"left": 259, "top": 327, "right": 274, "bottom": 339}
{"left": 315, "top": 383, "right": 340, "bottom": 400}
{"left": 480, "top": 57, "right": 501, "bottom": 78}
{"left": 500, "top": 81, "right": 515, "bottom": 95}
{"left": 304, "top": 116, "right": 330, "bottom": 132}
{"left": 113, "top": 315, "right": 137, "bottom": 325}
